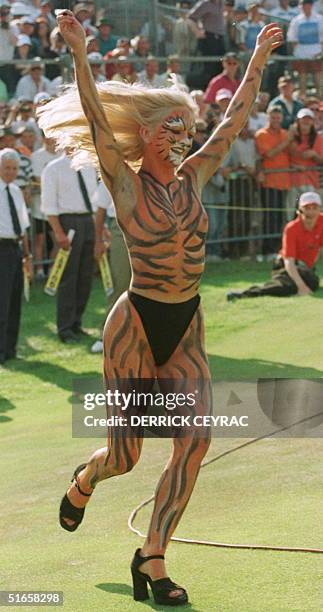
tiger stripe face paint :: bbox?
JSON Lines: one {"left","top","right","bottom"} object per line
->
{"left": 151, "top": 109, "right": 196, "bottom": 167}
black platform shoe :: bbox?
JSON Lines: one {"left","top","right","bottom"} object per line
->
{"left": 131, "top": 548, "right": 188, "bottom": 606}
{"left": 59, "top": 464, "right": 91, "bottom": 532}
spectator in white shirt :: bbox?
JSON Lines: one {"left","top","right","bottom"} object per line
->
{"left": 137, "top": 57, "right": 164, "bottom": 88}
{"left": 15, "top": 58, "right": 54, "bottom": 100}
{"left": 271, "top": 0, "right": 299, "bottom": 21}
{"left": 41, "top": 153, "right": 97, "bottom": 343}
{"left": 239, "top": 3, "right": 266, "bottom": 53}
{"left": 0, "top": 148, "right": 31, "bottom": 364}
{"left": 230, "top": 122, "right": 257, "bottom": 174}
{"left": 10, "top": 98, "right": 44, "bottom": 149}
{"left": 87, "top": 52, "right": 106, "bottom": 83}
{"left": 287, "top": 0, "right": 323, "bottom": 95}
{"left": 248, "top": 98, "right": 267, "bottom": 134}
{"left": 31, "top": 135, "right": 58, "bottom": 280}
{"left": 0, "top": 2, "right": 17, "bottom": 95}
{"left": 160, "top": 55, "right": 188, "bottom": 91}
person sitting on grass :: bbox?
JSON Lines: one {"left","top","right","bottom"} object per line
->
{"left": 227, "top": 191, "right": 323, "bottom": 301}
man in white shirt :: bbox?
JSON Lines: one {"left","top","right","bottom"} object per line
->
{"left": 15, "top": 59, "right": 54, "bottom": 101}
{"left": 137, "top": 57, "right": 164, "bottom": 88}
{"left": 0, "top": 148, "right": 31, "bottom": 364}
{"left": 160, "top": 56, "right": 188, "bottom": 92}
{"left": 287, "top": 0, "right": 323, "bottom": 95}
{"left": 90, "top": 181, "right": 131, "bottom": 353}
{"left": 0, "top": 1, "right": 17, "bottom": 94}
{"left": 31, "top": 135, "right": 59, "bottom": 280}
{"left": 87, "top": 52, "right": 106, "bottom": 83}
{"left": 248, "top": 98, "right": 267, "bottom": 133}
{"left": 41, "top": 153, "right": 97, "bottom": 342}
{"left": 271, "top": 0, "right": 299, "bottom": 21}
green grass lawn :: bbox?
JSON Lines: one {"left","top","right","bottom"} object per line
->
{"left": 0, "top": 262, "right": 322, "bottom": 611}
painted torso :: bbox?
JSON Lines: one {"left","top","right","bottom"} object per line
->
{"left": 117, "top": 167, "right": 208, "bottom": 303}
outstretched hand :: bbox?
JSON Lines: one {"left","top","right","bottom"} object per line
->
{"left": 255, "top": 23, "right": 284, "bottom": 59}
{"left": 55, "top": 9, "right": 86, "bottom": 53}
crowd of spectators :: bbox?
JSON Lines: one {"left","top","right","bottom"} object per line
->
{"left": 0, "top": 0, "right": 322, "bottom": 265}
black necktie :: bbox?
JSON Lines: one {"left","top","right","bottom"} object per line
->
{"left": 6, "top": 185, "right": 22, "bottom": 237}
{"left": 77, "top": 171, "right": 93, "bottom": 213}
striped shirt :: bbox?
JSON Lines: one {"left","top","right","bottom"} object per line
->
{"left": 15, "top": 151, "right": 33, "bottom": 190}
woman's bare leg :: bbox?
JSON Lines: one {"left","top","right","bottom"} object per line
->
{"left": 139, "top": 307, "right": 212, "bottom": 596}
{"left": 62, "top": 293, "right": 156, "bottom": 526}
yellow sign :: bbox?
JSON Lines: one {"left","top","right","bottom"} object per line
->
{"left": 23, "top": 269, "right": 30, "bottom": 302}
{"left": 99, "top": 253, "right": 113, "bottom": 296}
{"left": 44, "top": 229, "right": 75, "bottom": 296}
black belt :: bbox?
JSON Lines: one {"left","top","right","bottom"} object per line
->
{"left": 0, "top": 238, "right": 20, "bottom": 244}
{"left": 205, "top": 31, "right": 224, "bottom": 38}
{"left": 59, "top": 213, "right": 92, "bottom": 217}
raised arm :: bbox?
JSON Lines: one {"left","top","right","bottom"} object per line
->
{"left": 56, "top": 11, "right": 127, "bottom": 193}
{"left": 183, "top": 24, "right": 283, "bottom": 191}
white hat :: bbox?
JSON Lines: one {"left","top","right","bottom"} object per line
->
{"left": 16, "top": 34, "right": 31, "bottom": 46}
{"left": 297, "top": 108, "right": 315, "bottom": 120}
{"left": 215, "top": 88, "right": 233, "bottom": 101}
{"left": 87, "top": 52, "right": 103, "bottom": 64}
{"left": 247, "top": 0, "right": 261, "bottom": 8}
{"left": 20, "top": 16, "right": 35, "bottom": 24}
{"left": 34, "top": 91, "right": 51, "bottom": 105}
{"left": 299, "top": 192, "right": 321, "bottom": 207}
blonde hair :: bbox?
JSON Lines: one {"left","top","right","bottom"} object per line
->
{"left": 37, "top": 80, "right": 198, "bottom": 170}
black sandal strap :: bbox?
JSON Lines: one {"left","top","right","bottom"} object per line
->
{"left": 74, "top": 476, "right": 92, "bottom": 497}
{"left": 141, "top": 554, "right": 165, "bottom": 562}
{"left": 71, "top": 464, "right": 92, "bottom": 497}
{"left": 132, "top": 549, "right": 165, "bottom": 572}
{"left": 153, "top": 577, "right": 186, "bottom": 593}
{"left": 71, "top": 463, "right": 87, "bottom": 482}
{"left": 138, "top": 553, "right": 165, "bottom": 564}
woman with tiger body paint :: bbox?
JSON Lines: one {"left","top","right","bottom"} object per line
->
{"left": 38, "top": 12, "right": 283, "bottom": 607}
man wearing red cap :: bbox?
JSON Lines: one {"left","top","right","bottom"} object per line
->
{"left": 227, "top": 191, "right": 323, "bottom": 300}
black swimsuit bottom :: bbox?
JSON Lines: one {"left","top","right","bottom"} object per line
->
{"left": 128, "top": 291, "right": 200, "bottom": 366}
